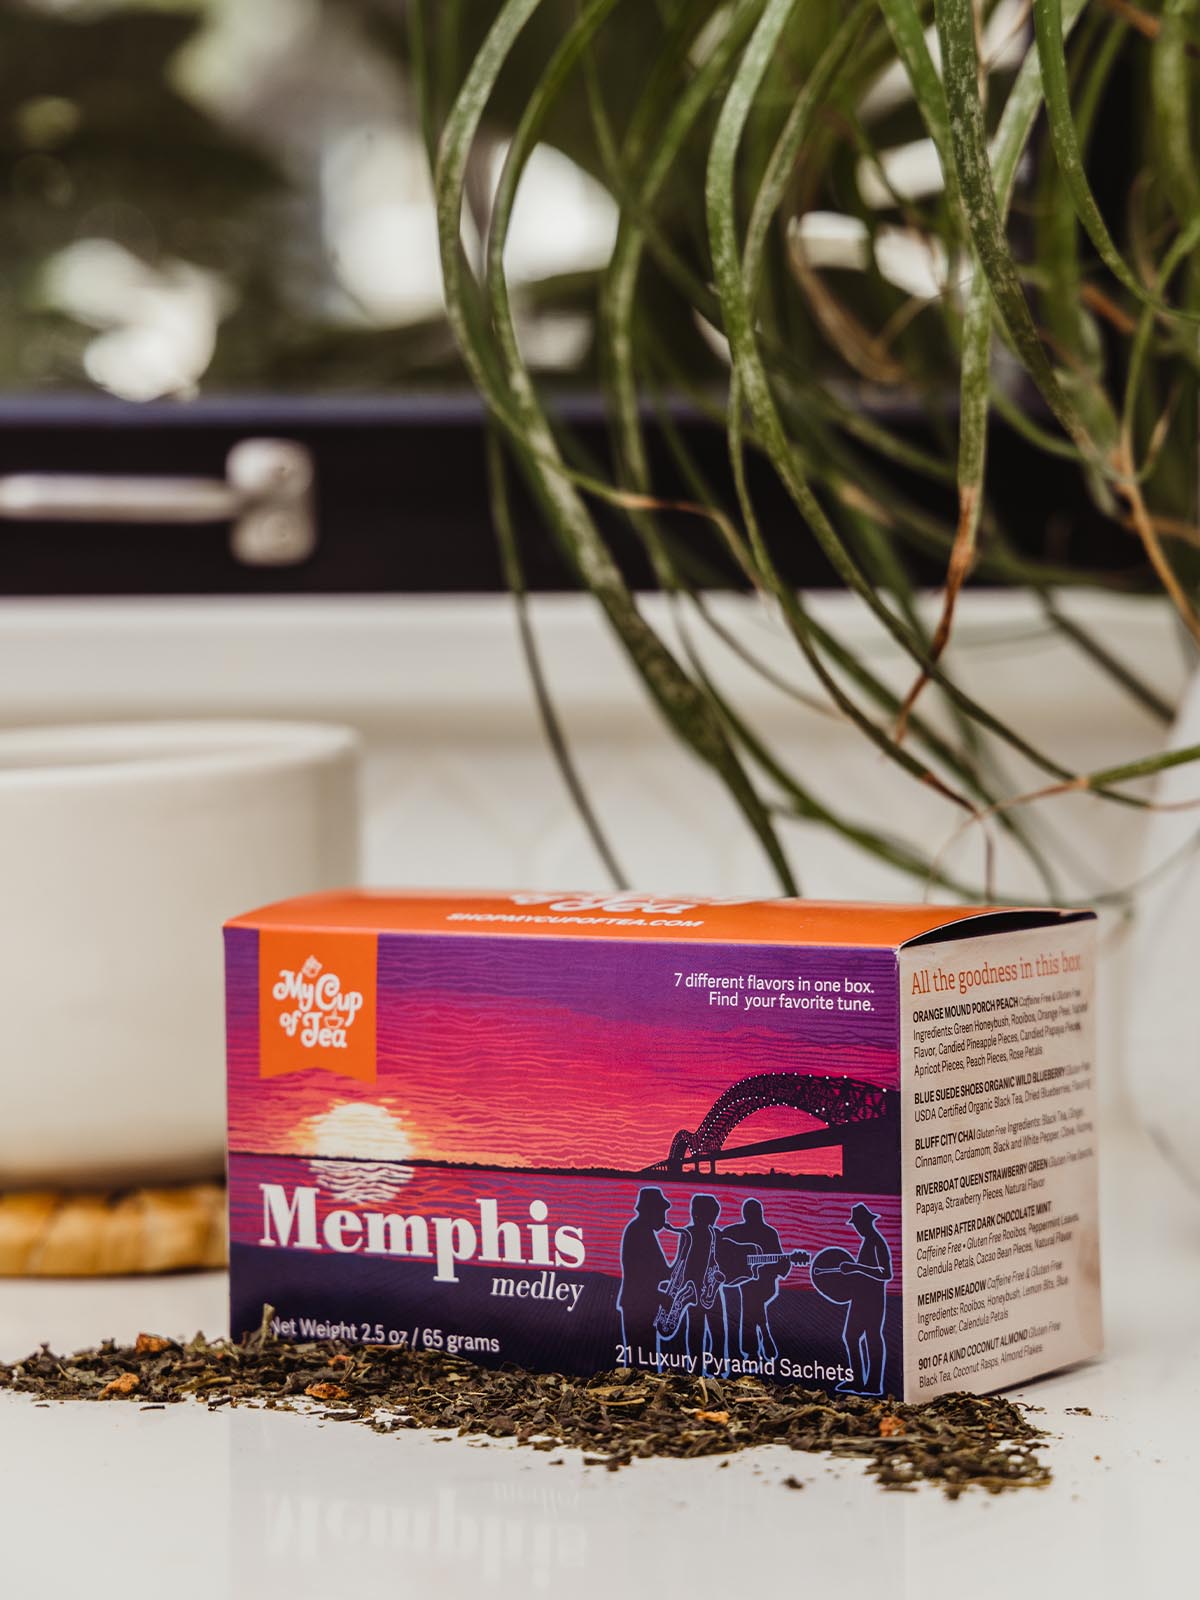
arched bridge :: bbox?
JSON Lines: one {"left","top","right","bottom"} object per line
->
{"left": 642, "top": 1071, "right": 898, "bottom": 1188}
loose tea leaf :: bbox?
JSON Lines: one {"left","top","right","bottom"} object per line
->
{"left": 0, "top": 1315, "right": 1053, "bottom": 1498}
{"left": 98, "top": 1372, "right": 139, "bottom": 1399}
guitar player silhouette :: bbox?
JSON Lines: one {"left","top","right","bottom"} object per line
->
{"left": 721, "top": 1198, "right": 794, "bottom": 1362}
{"left": 622, "top": 1191, "right": 808, "bottom": 1372}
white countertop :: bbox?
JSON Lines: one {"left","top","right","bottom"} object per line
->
{"left": 2, "top": 1121, "right": 1197, "bottom": 1600}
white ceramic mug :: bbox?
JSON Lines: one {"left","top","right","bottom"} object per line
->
{"left": 0, "top": 721, "right": 360, "bottom": 1187}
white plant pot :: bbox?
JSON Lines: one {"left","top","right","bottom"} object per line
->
{"left": 1126, "top": 667, "right": 1200, "bottom": 1191}
{"left": 0, "top": 721, "right": 360, "bottom": 1188}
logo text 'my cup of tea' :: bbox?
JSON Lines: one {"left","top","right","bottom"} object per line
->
{"left": 258, "top": 929, "right": 377, "bottom": 1083}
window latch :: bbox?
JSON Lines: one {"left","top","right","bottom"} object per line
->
{"left": 0, "top": 437, "right": 316, "bottom": 567}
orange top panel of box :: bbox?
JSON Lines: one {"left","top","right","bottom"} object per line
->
{"left": 226, "top": 890, "right": 1045, "bottom": 949}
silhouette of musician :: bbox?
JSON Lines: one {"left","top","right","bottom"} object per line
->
{"left": 659, "top": 1193, "right": 727, "bottom": 1368}
{"left": 617, "top": 1187, "right": 674, "bottom": 1361}
{"left": 837, "top": 1202, "right": 892, "bottom": 1395}
{"left": 721, "top": 1198, "right": 793, "bottom": 1362}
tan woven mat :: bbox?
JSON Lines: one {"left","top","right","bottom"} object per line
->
{"left": 0, "top": 1183, "right": 227, "bottom": 1276}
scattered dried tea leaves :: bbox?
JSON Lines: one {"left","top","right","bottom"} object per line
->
{"left": 0, "top": 1318, "right": 1052, "bottom": 1498}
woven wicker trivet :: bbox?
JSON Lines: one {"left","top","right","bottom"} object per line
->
{"left": 0, "top": 1183, "right": 227, "bottom": 1276}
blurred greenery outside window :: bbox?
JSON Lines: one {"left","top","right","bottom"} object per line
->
{"left": 2, "top": 0, "right": 1014, "bottom": 403}
{"left": 1, "top": 0, "right": 627, "bottom": 398}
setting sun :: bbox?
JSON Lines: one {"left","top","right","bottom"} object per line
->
{"left": 303, "top": 1102, "right": 416, "bottom": 1161}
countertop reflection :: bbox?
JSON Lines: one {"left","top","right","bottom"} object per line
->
{"left": 1, "top": 1123, "right": 1195, "bottom": 1600}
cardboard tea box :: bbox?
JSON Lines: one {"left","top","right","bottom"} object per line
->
{"left": 225, "top": 891, "right": 1100, "bottom": 1400}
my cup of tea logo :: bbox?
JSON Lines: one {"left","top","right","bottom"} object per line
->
{"left": 259, "top": 930, "right": 377, "bottom": 1082}
{"left": 274, "top": 955, "right": 364, "bottom": 1049}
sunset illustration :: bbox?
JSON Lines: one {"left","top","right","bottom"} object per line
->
{"left": 301, "top": 1102, "right": 417, "bottom": 1162}
{"left": 228, "top": 927, "right": 899, "bottom": 1184}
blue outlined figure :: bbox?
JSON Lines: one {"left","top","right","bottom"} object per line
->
{"left": 811, "top": 1202, "right": 892, "bottom": 1394}
{"left": 718, "top": 1199, "right": 794, "bottom": 1362}
{"left": 617, "top": 1187, "right": 674, "bottom": 1363}
{"left": 655, "top": 1193, "right": 727, "bottom": 1369}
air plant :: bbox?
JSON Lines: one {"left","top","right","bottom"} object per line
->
{"left": 415, "top": 0, "right": 1200, "bottom": 903}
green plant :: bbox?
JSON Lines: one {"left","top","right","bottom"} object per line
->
{"left": 419, "top": 0, "right": 1200, "bottom": 901}
{"left": 2, "top": 1, "right": 1196, "bottom": 902}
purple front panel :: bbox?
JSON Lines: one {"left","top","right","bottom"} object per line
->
{"left": 226, "top": 929, "right": 902, "bottom": 1392}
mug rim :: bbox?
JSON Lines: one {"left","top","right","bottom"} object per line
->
{"left": 0, "top": 719, "right": 359, "bottom": 788}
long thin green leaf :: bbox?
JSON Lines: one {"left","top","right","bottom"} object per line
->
{"left": 1039, "top": 595, "right": 1175, "bottom": 725}
{"left": 649, "top": 325, "right": 1122, "bottom": 591}
{"left": 690, "top": 651, "right": 1004, "bottom": 901}
{"left": 1150, "top": 0, "right": 1200, "bottom": 225}
{"left": 956, "top": 0, "right": 1088, "bottom": 586}
{"left": 577, "top": 21, "right": 894, "bottom": 895}
{"left": 1086, "top": 742, "right": 1200, "bottom": 791}
{"left": 486, "top": 429, "right": 630, "bottom": 889}
{"left": 739, "top": 3, "right": 1068, "bottom": 800}
{"left": 1034, "top": 0, "right": 1200, "bottom": 322}
{"left": 602, "top": 3, "right": 762, "bottom": 500}
{"left": 728, "top": 8, "right": 1159, "bottom": 826}
{"left": 594, "top": 1, "right": 954, "bottom": 763}
{"left": 1123, "top": 217, "right": 1200, "bottom": 443}
{"left": 874, "top": 0, "right": 961, "bottom": 221}
{"left": 648, "top": 361, "right": 1065, "bottom": 828}
{"left": 407, "top": 1, "right": 437, "bottom": 168}
{"left": 644, "top": 345, "right": 1070, "bottom": 895}
{"left": 934, "top": 0, "right": 1094, "bottom": 451}
{"left": 438, "top": 0, "right": 798, "bottom": 891}
{"left": 590, "top": 2, "right": 756, "bottom": 604}
{"left": 710, "top": 0, "right": 968, "bottom": 797}
{"left": 895, "top": 270, "right": 991, "bottom": 732}
{"left": 710, "top": 0, "right": 1093, "bottom": 790}
{"left": 728, "top": 376, "right": 978, "bottom": 814}
{"left": 923, "top": 0, "right": 1147, "bottom": 733}
{"left": 593, "top": 1, "right": 991, "bottom": 534}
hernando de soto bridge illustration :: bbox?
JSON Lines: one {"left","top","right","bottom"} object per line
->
{"left": 641, "top": 1071, "right": 899, "bottom": 1189}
